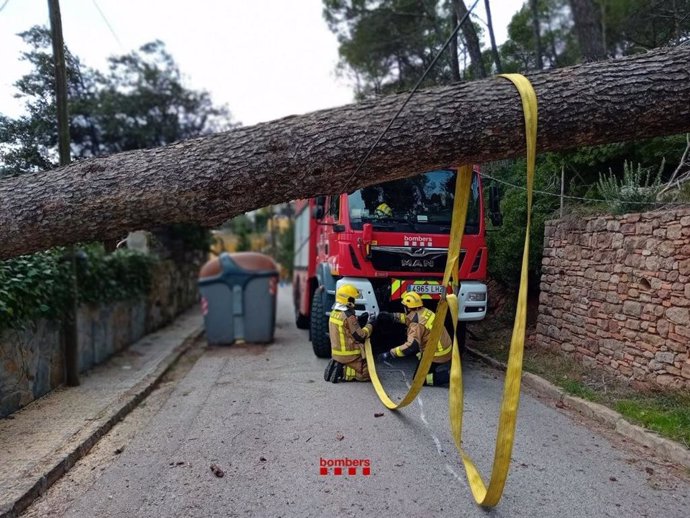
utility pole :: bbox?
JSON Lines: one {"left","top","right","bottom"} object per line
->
{"left": 48, "top": 0, "right": 80, "bottom": 386}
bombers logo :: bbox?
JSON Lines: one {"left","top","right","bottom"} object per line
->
{"left": 319, "top": 457, "right": 371, "bottom": 476}
{"left": 403, "top": 235, "right": 433, "bottom": 247}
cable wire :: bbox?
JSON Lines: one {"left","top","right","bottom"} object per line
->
{"left": 341, "top": 0, "right": 481, "bottom": 194}
{"left": 482, "top": 172, "right": 689, "bottom": 206}
{"left": 91, "top": 0, "right": 123, "bottom": 49}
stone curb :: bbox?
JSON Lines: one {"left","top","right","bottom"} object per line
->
{"left": 466, "top": 346, "right": 690, "bottom": 470}
{"left": 0, "top": 324, "right": 204, "bottom": 518}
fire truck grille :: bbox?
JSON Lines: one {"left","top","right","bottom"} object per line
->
{"left": 369, "top": 248, "right": 465, "bottom": 273}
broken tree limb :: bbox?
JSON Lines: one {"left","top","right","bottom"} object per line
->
{"left": 1, "top": 44, "right": 690, "bottom": 259}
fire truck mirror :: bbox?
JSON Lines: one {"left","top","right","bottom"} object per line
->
{"left": 489, "top": 184, "right": 503, "bottom": 227}
{"left": 313, "top": 196, "right": 326, "bottom": 220}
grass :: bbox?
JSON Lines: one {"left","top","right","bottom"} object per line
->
{"left": 470, "top": 320, "right": 690, "bottom": 448}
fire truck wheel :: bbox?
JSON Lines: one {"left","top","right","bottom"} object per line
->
{"left": 310, "top": 287, "right": 331, "bottom": 358}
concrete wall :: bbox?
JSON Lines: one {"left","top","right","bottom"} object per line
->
{"left": 0, "top": 255, "right": 203, "bottom": 417}
{"left": 536, "top": 208, "right": 690, "bottom": 389}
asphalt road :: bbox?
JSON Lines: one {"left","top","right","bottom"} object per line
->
{"left": 23, "top": 287, "right": 690, "bottom": 517}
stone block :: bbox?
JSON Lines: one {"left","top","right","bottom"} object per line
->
{"left": 681, "top": 362, "right": 690, "bottom": 379}
{"left": 674, "top": 325, "right": 690, "bottom": 339}
{"left": 620, "top": 223, "right": 636, "bottom": 235}
{"left": 667, "top": 225, "right": 683, "bottom": 240}
{"left": 623, "top": 301, "right": 642, "bottom": 317}
{"left": 666, "top": 307, "right": 690, "bottom": 325}
{"left": 655, "top": 351, "right": 675, "bottom": 364}
{"left": 606, "top": 220, "right": 620, "bottom": 232}
{"left": 679, "top": 258, "right": 690, "bottom": 276}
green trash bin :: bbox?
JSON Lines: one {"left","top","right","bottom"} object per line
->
{"left": 198, "top": 252, "right": 278, "bottom": 345}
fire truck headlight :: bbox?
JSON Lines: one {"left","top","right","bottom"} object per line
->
{"left": 466, "top": 292, "right": 486, "bottom": 302}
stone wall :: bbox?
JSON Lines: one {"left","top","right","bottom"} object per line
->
{"left": 0, "top": 255, "right": 203, "bottom": 417}
{"left": 536, "top": 208, "right": 690, "bottom": 389}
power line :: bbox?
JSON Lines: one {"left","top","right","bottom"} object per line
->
{"left": 340, "top": 0, "right": 481, "bottom": 195}
{"left": 91, "top": 0, "right": 123, "bottom": 50}
{"left": 482, "top": 172, "right": 689, "bottom": 206}
{"left": 0, "top": 0, "right": 10, "bottom": 13}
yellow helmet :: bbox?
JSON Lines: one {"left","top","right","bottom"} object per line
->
{"left": 401, "top": 291, "right": 423, "bottom": 308}
{"left": 375, "top": 203, "right": 392, "bottom": 217}
{"left": 336, "top": 284, "right": 361, "bottom": 305}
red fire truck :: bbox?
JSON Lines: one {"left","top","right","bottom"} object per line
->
{"left": 293, "top": 167, "right": 498, "bottom": 357}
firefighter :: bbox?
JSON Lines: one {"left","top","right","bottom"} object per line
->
{"left": 374, "top": 202, "right": 393, "bottom": 218}
{"left": 376, "top": 291, "right": 452, "bottom": 386}
{"left": 324, "top": 284, "right": 373, "bottom": 383}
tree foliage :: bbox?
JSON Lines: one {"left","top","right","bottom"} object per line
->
{"left": 324, "top": 0, "right": 690, "bottom": 287}
{"left": 0, "top": 26, "right": 235, "bottom": 176}
{"left": 323, "top": 0, "right": 487, "bottom": 97}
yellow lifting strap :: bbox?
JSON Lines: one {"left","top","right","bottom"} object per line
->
{"left": 364, "top": 73, "right": 537, "bottom": 507}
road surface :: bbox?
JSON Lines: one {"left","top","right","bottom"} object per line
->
{"left": 23, "top": 287, "right": 690, "bottom": 517}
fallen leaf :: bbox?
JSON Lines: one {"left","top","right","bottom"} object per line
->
{"left": 645, "top": 467, "right": 654, "bottom": 475}
{"left": 555, "top": 401, "right": 565, "bottom": 409}
{"left": 260, "top": 457, "right": 267, "bottom": 462}
{"left": 210, "top": 464, "right": 225, "bottom": 478}
{"left": 609, "top": 476, "right": 617, "bottom": 482}
{"left": 114, "top": 447, "right": 124, "bottom": 455}
{"left": 336, "top": 432, "right": 345, "bottom": 441}
{"left": 374, "top": 413, "right": 384, "bottom": 418}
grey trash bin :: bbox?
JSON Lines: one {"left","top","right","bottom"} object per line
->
{"left": 198, "top": 252, "right": 278, "bottom": 345}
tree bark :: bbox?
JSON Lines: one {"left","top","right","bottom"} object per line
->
{"left": 450, "top": 11, "right": 461, "bottom": 82}
{"left": 1, "top": 45, "right": 690, "bottom": 260}
{"left": 569, "top": 0, "right": 607, "bottom": 61}
{"left": 453, "top": 0, "right": 486, "bottom": 78}
{"left": 484, "top": 0, "right": 502, "bottom": 73}
{"left": 530, "top": 0, "right": 544, "bottom": 69}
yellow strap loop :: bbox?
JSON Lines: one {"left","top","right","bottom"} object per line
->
{"left": 364, "top": 73, "right": 537, "bottom": 507}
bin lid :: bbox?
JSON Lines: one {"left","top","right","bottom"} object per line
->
{"left": 198, "top": 252, "right": 277, "bottom": 280}
{"left": 230, "top": 252, "right": 278, "bottom": 272}
{"left": 199, "top": 256, "right": 223, "bottom": 279}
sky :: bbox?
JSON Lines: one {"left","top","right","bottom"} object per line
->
{"left": 0, "top": 0, "right": 526, "bottom": 126}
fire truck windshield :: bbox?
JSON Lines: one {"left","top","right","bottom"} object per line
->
{"left": 347, "top": 170, "right": 480, "bottom": 234}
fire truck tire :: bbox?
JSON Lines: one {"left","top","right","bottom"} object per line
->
{"left": 310, "top": 287, "right": 331, "bottom": 358}
{"left": 458, "top": 322, "right": 467, "bottom": 358}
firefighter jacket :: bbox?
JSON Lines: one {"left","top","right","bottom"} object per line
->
{"left": 390, "top": 307, "right": 452, "bottom": 363}
{"left": 329, "top": 306, "right": 372, "bottom": 362}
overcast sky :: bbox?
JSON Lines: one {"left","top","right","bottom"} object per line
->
{"left": 0, "top": 0, "right": 525, "bottom": 126}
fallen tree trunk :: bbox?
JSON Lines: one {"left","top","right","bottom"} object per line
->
{"left": 1, "top": 45, "right": 690, "bottom": 259}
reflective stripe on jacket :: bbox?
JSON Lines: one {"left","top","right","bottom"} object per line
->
{"left": 329, "top": 308, "right": 372, "bottom": 360}
{"left": 391, "top": 307, "right": 452, "bottom": 363}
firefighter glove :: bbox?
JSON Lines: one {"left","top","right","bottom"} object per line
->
{"left": 377, "top": 311, "right": 393, "bottom": 323}
{"left": 377, "top": 351, "right": 393, "bottom": 362}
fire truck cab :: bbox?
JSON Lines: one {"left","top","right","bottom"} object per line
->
{"left": 293, "top": 167, "right": 489, "bottom": 358}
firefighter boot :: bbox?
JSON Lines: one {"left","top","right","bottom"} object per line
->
{"left": 324, "top": 359, "right": 345, "bottom": 383}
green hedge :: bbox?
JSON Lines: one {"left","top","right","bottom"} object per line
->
{"left": 0, "top": 244, "right": 155, "bottom": 331}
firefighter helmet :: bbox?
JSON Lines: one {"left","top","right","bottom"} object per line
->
{"left": 336, "top": 284, "right": 361, "bottom": 305}
{"left": 401, "top": 291, "right": 424, "bottom": 308}
{"left": 375, "top": 203, "right": 393, "bottom": 217}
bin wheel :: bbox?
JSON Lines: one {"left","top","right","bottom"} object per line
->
{"left": 310, "top": 287, "right": 331, "bottom": 358}
{"left": 295, "top": 311, "right": 310, "bottom": 330}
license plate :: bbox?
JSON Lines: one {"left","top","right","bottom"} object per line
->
{"left": 391, "top": 279, "right": 445, "bottom": 299}
{"left": 407, "top": 284, "right": 445, "bottom": 295}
